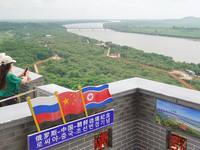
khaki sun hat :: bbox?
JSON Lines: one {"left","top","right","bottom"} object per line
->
{"left": 1, "top": 56, "right": 16, "bottom": 65}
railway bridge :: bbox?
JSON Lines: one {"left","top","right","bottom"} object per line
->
{"left": 65, "top": 26, "right": 107, "bottom": 31}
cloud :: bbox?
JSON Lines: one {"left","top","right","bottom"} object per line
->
{"left": 138, "top": 4, "right": 146, "bottom": 11}
{"left": 0, "top": 0, "right": 200, "bottom": 19}
{"left": 0, "top": 0, "right": 44, "bottom": 9}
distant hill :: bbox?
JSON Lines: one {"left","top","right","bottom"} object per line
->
{"left": 121, "top": 16, "right": 200, "bottom": 24}
{"left": 181, "top": 16, "right": 200, "bottom": 20}
{"left": 160, "top": 16, "right": 200, "bottom": 24}
{"left": 180, "top": 16, "right": 200, "bottom": 22}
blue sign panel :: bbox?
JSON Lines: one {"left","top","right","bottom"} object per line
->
{"left": 28, "top": 109, "right": 114, "bottom": 150}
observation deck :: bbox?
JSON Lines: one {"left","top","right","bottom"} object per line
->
{"left": 0, "top": 69, "right": 200, "bottom": 149}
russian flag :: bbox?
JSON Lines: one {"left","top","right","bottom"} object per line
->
{"left": 30, "top": 96, "right": 62, "bottom": 124}
{"left": 82, "top": 84, "right": 113, "bottom": 110}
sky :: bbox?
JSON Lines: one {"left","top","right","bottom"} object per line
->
{"left": 0, "top": 0, "right": 200, "bottom": 20}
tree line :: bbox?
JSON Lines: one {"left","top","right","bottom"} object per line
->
{"left": 104, "top": 21, "right": 200, "bottom": 39}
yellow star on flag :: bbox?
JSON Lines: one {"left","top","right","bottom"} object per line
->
{"left": 63, "top": 98, "right": 69, "bottom": 105}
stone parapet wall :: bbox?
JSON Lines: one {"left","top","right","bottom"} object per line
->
{"left": 49, "top": 93, "right": 138, "bottom": 150}
{"left": 136, "top": 91, "right": 200, "bottom": 150}
{"left": 0, "top": 91, "right": 138, "bottom": 150}
{"left": 1, "top": 78, "right": 200, "bottom": 149}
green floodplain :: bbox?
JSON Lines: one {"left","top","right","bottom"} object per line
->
{"left": 1, "top": 19, "right": 200, "bottom": 90}
{"left": 104, "top": 16, "right": 200, "bottom": 40}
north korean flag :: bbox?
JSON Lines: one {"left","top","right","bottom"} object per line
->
{"left": 82, "top": 84, "right": 113, "bottom": 110}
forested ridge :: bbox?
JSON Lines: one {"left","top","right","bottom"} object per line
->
{"left": 0, "top": 21, "right": 200, "bottom": 90}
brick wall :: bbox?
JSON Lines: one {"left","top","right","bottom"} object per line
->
{"left": 137, "top": 92, "right": 200, "bottom": 150}
{"left": 1, "top": 89, "right": 200, "bottom": 150}
{"left": 134, "top": 93, "right": 166, "bottom": 149}
{"left": 0, "top": 92, "right": 137, "bottom": 150}
{"left": 132, "top": 118, "right": 166, "bottom": 150}
{"left": 47, "top": 93, "right": 138, "bottom": 150}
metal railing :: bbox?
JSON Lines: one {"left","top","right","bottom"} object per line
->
{"left": 0, "top": 89, "right": 36, "bottom": 103}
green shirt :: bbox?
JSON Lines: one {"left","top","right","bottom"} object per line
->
{"left": 0, "top": 73, "right": 22, "bottom": 97}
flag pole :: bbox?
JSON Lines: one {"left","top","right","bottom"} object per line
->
{"left": 55, "top": 91, "right": 66, "bottom": 124}
{"left": 78, "top": 86, "right": 88, "bottom": 117}
{"left": 27, "top": 97, "right": 41, "bottom": 132}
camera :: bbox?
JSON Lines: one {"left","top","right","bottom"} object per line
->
{"left": 24, "top": 68, "right": 29, "bottom": 76}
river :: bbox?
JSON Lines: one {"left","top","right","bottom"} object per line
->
{"left": 63, "top": 23, "right": 200, "bottom": 64}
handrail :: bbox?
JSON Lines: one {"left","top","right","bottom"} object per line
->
{"left": 0, "top": 89, "right": 36, "bottom": 103}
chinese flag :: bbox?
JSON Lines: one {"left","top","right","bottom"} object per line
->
{"left": 58, "top": 91, "right": 85, "bottom": 116}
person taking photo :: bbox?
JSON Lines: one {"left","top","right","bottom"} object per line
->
{"left": 0, "top": 56, "right": 29, "bottom": 107}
